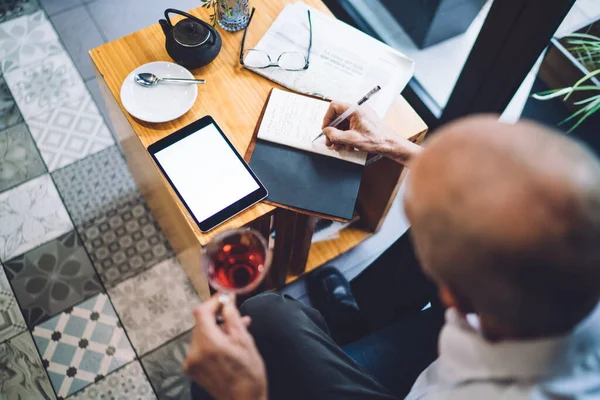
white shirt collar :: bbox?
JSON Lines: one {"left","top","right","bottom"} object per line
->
{"left": 437, "top": 302, "right": 600, "bottom": 383}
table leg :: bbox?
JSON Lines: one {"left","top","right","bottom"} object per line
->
{"left": 247, "top": 213, "right": 272, "bottom": 242}
{"left": 270, "top": 209, "right": 317, "bottom": 287}
{"left": 288, "top": 214, "right": 317, "bottom": 276}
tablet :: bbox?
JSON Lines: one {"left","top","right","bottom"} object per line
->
{"left": 148, "top": 116, "right": 267, "bottom": 232}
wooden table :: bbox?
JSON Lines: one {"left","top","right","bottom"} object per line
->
{"left": 90, "top": 0, "right": 427, "bottom": 300}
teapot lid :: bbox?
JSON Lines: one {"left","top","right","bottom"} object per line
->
{"left": 173, "top": 19, "right": 211, "bottom": 47}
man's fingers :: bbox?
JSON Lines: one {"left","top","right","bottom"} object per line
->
{"left": 182, "top": 355, "right": 193, "bottom": 375}
{"left": 194, "top": 294, "right": 228, "bottom": 334}
{"left": 221, "top": 295, "right": 247, "bottom": 334}
{"left": 322, "top": 105, "right": 338, "bottom": 129}
{"left": 194, "top": 295, "right": 220, "bottom": 322}
{"left": 322, "top": 101, "right": 352, "bottom": 128}
{"left": 332, "top": 101, "right": 352, "bottom": 114}
{"left": 241, "top": 316, "right": 252, "bottom": 328}
{"left": 323, "top": 127, "right": 345, "bottom": 144}
{"left": 324, "top": 128, "right": 363, "bottom": 152}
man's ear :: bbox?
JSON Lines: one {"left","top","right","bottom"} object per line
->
{"left": 439, "top": 285, "right": 474, "bottom": 315}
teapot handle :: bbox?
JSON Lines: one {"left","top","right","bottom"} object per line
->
{"left": 164, "top": 8, "right": 205, "bottom": 28}
{"left": 164, "top": 8, "right": 216, "bottom": 44}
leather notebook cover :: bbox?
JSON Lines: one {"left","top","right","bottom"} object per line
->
{"left": 249, "top": 140, "right": 363, "bottom": 221}
{"left": 245, "top": 89, "right": 365, "bottom": 221}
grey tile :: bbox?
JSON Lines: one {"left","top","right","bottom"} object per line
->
{"left": 25, "top": 89, "right": 114, "bottom": 172}
{"left": 71, "top": 360, "right": 157, "bottom": 399}
{"left": 49, "top": 5, "right": 105, "bottom": 80}
{"left": 78, "top": 195, "right": 174, "bottom": 288}
{"left": 86, "top": 77, "right": 116, "bottom": 135}
{"left": 0, "top": 76, "right": 23, "bottom": 130}
{"left": 0, "top": 123, "right": 46, "bottom": 193}
{"left": 52, "top": 145, "right": 139, "bottom": 226}
{"left": 0, "top": 331, "right": 56, "bottom": 399}
{"left": 87, "top": 0, "right": 200, "bottom": 42}
{"left": 39, "top": 0, "right": 81, "bottom": 16}
{"left": 0, "top": 10, "right": 62, "bottom": 73}
{"left": 3, "top": 230, "right": 102, "bottom": 328}
{"left": 0, "top": 174, "right": 73, "bottom": 262}
{"left": 0, "top": 0, "right": 40, "bottom": 23}
{"left": 32, "top": 293, "right": 136, "bottom": 398}
{"left": 3, "top": 52, "right": 87, "bottom": 119}
{"left": 108, "top": 258, "right": 200, "bottom": 356}
{"left": 142, "top": 330, "right": 193, "bottom": 400}
{"left": 0, "top": 266, "right": 27, "bottom": 343}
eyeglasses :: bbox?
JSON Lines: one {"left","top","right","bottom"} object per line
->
{"left": 240, "top": 8, "right": 312, "bottom": 71}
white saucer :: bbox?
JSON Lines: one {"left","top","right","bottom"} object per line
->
{"left": 120, "top": 61, "right": 198, "bottom": 123}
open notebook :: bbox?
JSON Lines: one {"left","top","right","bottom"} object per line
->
{"left": 257, "top": 89, "right": 367, "bottom": 165}
{"left": 248, "top": 89, "right": 365, "bottom": 221}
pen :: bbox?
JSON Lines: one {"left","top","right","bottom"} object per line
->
{"left": 312, "top": 85, "right": 382, "bottom": 143}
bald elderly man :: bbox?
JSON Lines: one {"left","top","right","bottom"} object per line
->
{"left": 183, "top": 105, "right": 600, "bottom": 400}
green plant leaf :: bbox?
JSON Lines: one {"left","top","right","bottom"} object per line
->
{"left": 564, "top": 69, "right": 600, "bottom": 101}
{"left": 573, "top": 93, "right": 600, "bottom": 105}
{"left": 534, "top": 31, "right": 600, "bottom": 132}
{"left": 532, "top": 87, "right": 573, "bottom": 100}
{"left": 560, "top": 96, "right": 600, "bottom": 125}
{"left": 566, "top": 98, "right": 600, "bottom": 132}
{"left": 559, "top": 103, "right": 591, "bottom": 126}
{"left": 566, "top": 33, "right": 600, "bottom": 41}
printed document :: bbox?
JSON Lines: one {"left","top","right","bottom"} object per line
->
{"left": 244, "top": 2, "right": 415, "bottom": 117}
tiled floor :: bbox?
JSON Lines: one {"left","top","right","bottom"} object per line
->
{"left": 141, "top": 330, "right": 194, "bottom": 400}
{"left": 0, "top": 1, "right": 202, "bottom": 398}
{"left": 0, "top": 0, "right": 440, "bottom": 394}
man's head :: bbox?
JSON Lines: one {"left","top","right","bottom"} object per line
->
{"left": 404, "top": 116, "right": 600, "bottom": 338}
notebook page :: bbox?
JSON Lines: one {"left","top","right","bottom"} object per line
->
{"left": 257, "top": 89, "right": 367, "bottom": 165}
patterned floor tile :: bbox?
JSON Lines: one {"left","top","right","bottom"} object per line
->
{"left": 39, "top": 0, "right": 82, "bottom": 17}
{"left": 0, "top": 174, "right": 73, "bottom": 262}
{"left": 142, "top": 330, "right": 193, "bottom": 400}
{"left": 0, "top": 331, "right": 56, "bottom": 399}
{"left": 108, "top": 258, "right": 200, "bottom": 356}
{"left": 52, "top": 145, "right": 138, "bottom": 226}
{"left": 0, "top": 122, "right": 46, "bottom": 193}
{"left": 0, "top": 75, "right": 23, "bottom": 130}
{"left": 3, "top": 52, "right": 87, "bottom": 119}
{"left": 26, "top": 90, "right": 115, "bottom": 171}
{"left": 0, "top": 10, "right": 62, "bottom": 73}
{"left": 32, "top": 293, "right": 136, "bottom": 398}
{"left": 87, "top": 0, "right": 199, "bottom": 42}
{"left": 79, "top": 195, "right": 173, "bottom": 288}
{"left": 86, "top": 77, "right": 116, "bottom": 135}
{"left": 71, "top": 360, "right": 157, "bottom": 400}
{"left": 0, "top": 0, "right": 40, "bottom": 24}
{"left": 0, "top": 264, "right": 26, "bottom": 342}
{"left": 50, "top": 4, "right": 105, "bottom": 81}
{"left": 3, "top": 230, "right": 102, "bottom": 328}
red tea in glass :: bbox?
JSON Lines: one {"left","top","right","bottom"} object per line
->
{"left": 202, "top": 228, "right": 271, "bottom": 294}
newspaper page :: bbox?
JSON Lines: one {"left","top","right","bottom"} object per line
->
{"left": 244, "top": 2, "right": 415, "bottom": 118}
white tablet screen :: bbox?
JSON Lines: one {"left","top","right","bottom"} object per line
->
{"left": 154, "top": 123, "right": 259, "bottom": 223}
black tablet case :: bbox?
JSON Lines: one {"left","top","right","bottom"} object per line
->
{"left": 249, "top": 140, "right": 364, "bottom": 221}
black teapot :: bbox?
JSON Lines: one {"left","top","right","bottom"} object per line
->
{"left": 159, "top": 9, "right": 222, "bottom": 69}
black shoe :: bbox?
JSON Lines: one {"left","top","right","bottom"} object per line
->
{"left": 307, "top": 266, "right": 365, "bottom": 344}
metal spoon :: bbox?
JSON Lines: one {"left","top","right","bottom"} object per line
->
{"left": 134, "top": 72, "right": 206, "bottom": 87}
